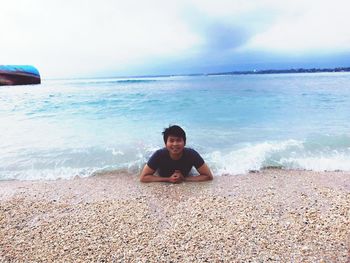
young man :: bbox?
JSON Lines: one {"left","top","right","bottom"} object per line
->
{"left": 140, "top": 125, "right": 213, "bottom": 183}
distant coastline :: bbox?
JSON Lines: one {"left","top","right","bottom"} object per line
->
{"left": 50, "top": 67, "right": 350, "bottom": 81}
{"left": 123, "top": 66, "right": 350, "bottom": 79}
{"left": 206, "top": 67, "right": 350, "bottom": 76}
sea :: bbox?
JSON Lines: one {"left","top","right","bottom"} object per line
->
{"left": 1, "top": 72, "right": 350, "bottom": 180}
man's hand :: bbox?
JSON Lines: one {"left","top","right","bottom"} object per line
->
{"left": 168, "top": 170, "right": 184, "bottom": 183}
{"left": 140, "top": 165, "right": 186, "bottom": 183}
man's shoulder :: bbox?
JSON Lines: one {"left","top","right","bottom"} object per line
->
{"left": 183, "top": 147, "right": 202, "bottom": 159}
{"left": 148, "top": 148, "right": 169, "bottom": 169}
{"left": 152, "top": 148, "right": 168, "bottom": 157}
{"left": 184, "top": 147, "right": 199, "bottom": 155}
{"left": 184, "top": 147, "right": 205, "bottom": 167}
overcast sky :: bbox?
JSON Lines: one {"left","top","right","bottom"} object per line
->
{"left": 1, "top": 0, "right": 349, "bottom": 78}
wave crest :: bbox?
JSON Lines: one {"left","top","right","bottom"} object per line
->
{"left": 207, "top": 135, "right": 350, "bottom": 175}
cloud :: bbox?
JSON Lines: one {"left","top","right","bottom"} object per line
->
{"left": 1, "top": 0, "right": 349, "bottom": 77}
{"left": 157, "top": 0, "right": 350, "bottom": 74}
{"left": 242, "top": 0, "right": 350, "bottom": 53}
{"left": 0, "top": 0, "right": 199, "bottom": 77}
{"left": 201, "top": 23, "right": 250, "bottom": 52}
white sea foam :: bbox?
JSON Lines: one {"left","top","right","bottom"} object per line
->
{"left": 207, "top": 140, "right": 303, "bottom": 175}
{"left": 280, "top": 155, "right": 350, "bottom": 171}
{"left": 205, "top": 137, "right": 350, "bottom": 175}
{"left": 2, "top": 139, "right": 350, "bottom": 180}
{"left": 2, "top": 133, "right": 350, "bottom": 180}
{"left": 0, "top": 167, "right": 100, "bottom": 181}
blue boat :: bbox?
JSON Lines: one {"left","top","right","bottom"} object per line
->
{"left": 0, "top": 65, "right": 41, "bottom": 85}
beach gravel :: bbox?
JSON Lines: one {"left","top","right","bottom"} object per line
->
{"left": 0, "top": 170, "right": 349, "bottom": 262}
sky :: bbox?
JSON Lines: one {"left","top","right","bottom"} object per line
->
{"left": 1, "top": 0, "right": 350, "bottom": 78}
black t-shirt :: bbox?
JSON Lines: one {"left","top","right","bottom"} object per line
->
{"left": 147, "top": 148, "right": 205, "bottom": 177}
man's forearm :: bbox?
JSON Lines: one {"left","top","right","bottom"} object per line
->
{"left": 140, "top": 174, "right": 170, "bottom": 183}
{"left": 184, "top": 174, "right": 213, "bottom": 182}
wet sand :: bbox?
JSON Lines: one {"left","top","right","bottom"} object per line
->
{"left": 1, "top": 169, "right": 349, "bottom": 262}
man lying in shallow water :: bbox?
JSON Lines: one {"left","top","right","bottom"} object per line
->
{"left": 140, "top": 125, "right": 213, "bottom": 183}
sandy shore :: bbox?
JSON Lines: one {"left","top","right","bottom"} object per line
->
{"left": 1, "top": 169, "right": 349, "bottom": 262}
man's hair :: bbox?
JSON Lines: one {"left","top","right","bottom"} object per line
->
{"left": 162, "top": 125, "right": 186, "bottom": 144}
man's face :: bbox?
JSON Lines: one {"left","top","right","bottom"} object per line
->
{"left": 166, "top": 135, "right": 185, "bottom": 155}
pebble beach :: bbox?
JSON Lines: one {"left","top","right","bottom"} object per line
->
{"left": 1, "top": 169, "right": 349, "bottom": 262}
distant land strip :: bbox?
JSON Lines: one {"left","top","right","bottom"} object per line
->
{"left": 122, "top": 67, "right": 350, "bottom": 79}
{"left": 206, "top": 67, "right": 350, "bottom": 76}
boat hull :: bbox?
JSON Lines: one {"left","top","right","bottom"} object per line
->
{"left": 0, "top": 65, "right": 41, "bottom": 86}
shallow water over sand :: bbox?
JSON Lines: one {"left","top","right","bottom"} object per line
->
{"left": 1, "top": 73, "right": 350, "bottom": 180}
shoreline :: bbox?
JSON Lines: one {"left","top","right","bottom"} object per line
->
{"left": 1, "top": 169, "right": 349, "bottom": 262}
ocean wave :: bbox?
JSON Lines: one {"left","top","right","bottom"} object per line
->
{"left": 279, "top": 155, "right": 350, "bottom": 171}
{"left": 207, "top": 140, "right": 303, "bottom": 175}
{"left": 0, "top": 145, "right": 152, "bottom": 181}
{"left": 72, "top": 79, "right": 158, "bottom": 86}
{"left": 0, "top": 167, "right": 99, "bottom": 181}
{"left": 207, "top": 135, "right": 350, "bottom": 175}
{"left": 2, "top": 135, "right": 350, "bottom": 180}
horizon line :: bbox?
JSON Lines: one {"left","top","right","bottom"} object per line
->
{"left": 45, "top": 66, "right": 350, "bottom": 80}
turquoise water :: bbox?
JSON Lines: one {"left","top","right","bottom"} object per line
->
{"left": 1, "top": 73, "right": 350, "bottom": 180}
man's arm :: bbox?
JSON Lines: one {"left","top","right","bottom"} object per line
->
{"left": 184, "top": 163, "right": 213, "bottom": 182}
{"left": 140, "top": 164, "right": 168, "bottom": 182}
{"left": 140, "top": 165, "right": 183, "bottom": 183}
